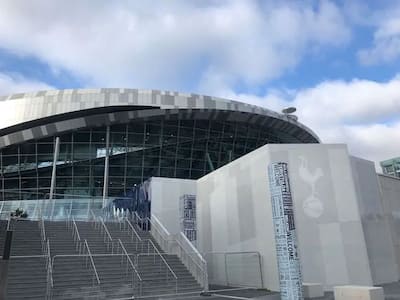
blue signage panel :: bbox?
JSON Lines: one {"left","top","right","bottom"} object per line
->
{"left": 268, "top": 162, "right": 303, "bottom": 300}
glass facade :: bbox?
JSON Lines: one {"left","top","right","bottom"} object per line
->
{"left": 380, "top": 157, "right": 400, "bottom": 178}
{"left": 1, "top": 118, "right": 296, "bottom": 201}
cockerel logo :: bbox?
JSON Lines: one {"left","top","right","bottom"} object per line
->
{"left": 298, "top": 156, "right": 324, "bottom": 218}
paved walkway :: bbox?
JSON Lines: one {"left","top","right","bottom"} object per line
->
{"left": 154, "top": 281, "right": 400, "bottom": 300}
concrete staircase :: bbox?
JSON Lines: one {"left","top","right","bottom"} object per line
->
{"left": 0, "top": 218, "right": 203, "bottom": 299}
{"left": 0, "top": 220, "right": 47, "bottom": 299}
{"left": 106, "top": 220, "right": 203, "bottom": 296}
{"left": 46, "top": 221, "right": 100, "bottom": 299}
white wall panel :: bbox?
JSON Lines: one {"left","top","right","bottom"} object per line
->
{"left": 197, "top": 144, "right": 373, "bottom": 291}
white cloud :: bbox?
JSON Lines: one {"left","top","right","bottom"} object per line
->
{"left": 0, "top": 0, "right": 350, "bottom": 90}
{"left": 205, "top": 76, "right": 400, "bottom": 171}
{"left": 358, "top": 17, "right": 400, "bottom": 65}
{"left": 356, "top": 2, "right": 400, "bottom": 65}
{"left": 0, "top": 73, "right": 53, "bottom": 96}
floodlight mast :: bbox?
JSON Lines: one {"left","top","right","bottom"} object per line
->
{"left": 282, "top": 107, "right": 298, "bottom": 122}
{"left": 282, "top": 107, "right": 296, "bottom": 114}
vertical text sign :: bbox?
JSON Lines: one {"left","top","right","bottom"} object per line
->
{"left": 268, "top": 162, "right": 303, "bottom": 300}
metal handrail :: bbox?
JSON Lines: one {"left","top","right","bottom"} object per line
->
{"left": 125, "top": 218, "right": 142, "bottom": 241}
{"left": 100, "top": 217, "right": 113, "bottom": 252}
{"left": 148, "top": 239, "right": 178, "bottom": 282}
{"left": 149, "top": 214, "right": 208, "bottom": 291}
{"left": 118, "top": 239, "right": 143, "bottom": 282}
{"left": 72, "top": 217, "right": 82, "bottom": 252}
{"left": 174, "top": 235, "right": 205, "bottom": 272}
{"left": 173, "top": 237, "right": 208, "bottom": 291}
{"left": 46, "top": 239, "right": 54, "bottom": 292}
{"left": 0, "top": 201, "right": 4, "bottom": 217}
{"left": 83, "top": 240, "right": 100, "bottom": 285}
{"left": 133, "top": 211, "right": 149, "bottom": 230}
{"left": 72, "top": 218, "right": 81, "bottom": 241}
{"left": 148, "top": 214, "right": 173, "bottom": 252}
{"left": 7, "top": 215, "right": 12, "bottom": 230}
{"left": 40, "top": 218, "right": 46, "bottom": 242}
{"left": 90, "top": 209, "right": 97, "bottom": 222}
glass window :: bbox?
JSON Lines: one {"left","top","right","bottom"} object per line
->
{"left": 73, "top": 177, "right": 90, "bottom": 188}
{"left": 160, "top": 168, "right": 174, "bottom": 178}
{"left": 176, "top": 169, "right": 190, "bottom": 178}
{"left": 128, "top": 122, "right": 144, "bottom": 134}
{"left": 110, "top": 124, "right": 127, "bottom": 133}
{"left": 20, "top": 143, "right": 36, "bottom": 154}
{"left": 109, "top": 166, "right": 125, "bottom": 177}
{"left": 127, "top": 133, "right": 144, "bottom": 145}
{"left": 37, "top": 143, "right": 54, "bottom": 154}
{"left": 91, "top": 132, "right": 106, "bottom": 144}
{"left": 111, "top": 132, "right": 127, "bottom": 147}
{"left": 126, "top": 167, "right": 142, "bottom": 177}
{"left": 38, "top": 177, "right": 51, "bottom": 189}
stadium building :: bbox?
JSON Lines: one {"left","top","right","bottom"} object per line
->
{"left": 0, "top": 88, "right": 318, "bottom": 201}
{"left": 0, "top": 89, "right": 400, "bottom": 299}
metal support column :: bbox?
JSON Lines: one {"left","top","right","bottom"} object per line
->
{"left": 49, "top": 137, "right": 60, "bottom": 219}
{"left": 102, "top": 126, "right": 110, "bottom": 208}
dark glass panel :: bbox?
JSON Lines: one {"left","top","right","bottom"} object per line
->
{"left": 160, "top": 168, "right": 174, "bottom": 177}
{"left": 175, "top": 169, "right": 190, "bottom": 178}
{"left": 126, "top": 167, "right": 142, "bottom": 177}
{"left": 59, "top": 132, "right": 73, "bottom": 143}
{"left": 37, "top": 143, "right": 53, "bottom": 154}
{"left": 73, "top": 131, "right": 91, "bottom": 143}
{"left": 38, "top": 177, "right": 51, "bottom": 188}
{"left": 127, "top": 133, "right": 144, "bottom": 146}
{"left": 191, "top": 169, "right": 204, "bottom": 178}
{"left": 110, "top": 124, "right": 127, "bottom": 133}
{"left": 20, "top": 143, "right": 36, "bottom": 154}
{"left": 111, "top": 132, "right": 127, "bottom": 147}
{"left": 176, "top": 159, "right": 191, "bottom": 169}
{"left": 56, "top": 167, "right": 72, "bottom": 177}
{"left": 56, "top": 177, "right": 73, "bottom": 187}
{"left": 126, "top": 154, "right": 143, "bottom": 167}
{"left": 73, "top": 176, "right": 90, "bottom": 188}
{"left": 160, "top": 158, "right": 175, "bottom": 168}
{"left": 109, "top": 166, "right": 125, "bottom": 177}
{"left": 128, "top": 122, "right": 144, "bottom": 134}
{"left": 91, "top": 132, "right": 106, "bottom": 144}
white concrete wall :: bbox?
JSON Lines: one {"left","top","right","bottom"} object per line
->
{"left": 378, "top": 174, "right": 400, "bottom": 277}
{"left": 149, "top": 177, "right": 197, "bottom": 235}
{"left": 350, "top": 157, "right": 399, "bottom": 284}
{"left": 197, "top": 144, "right": 373, "bottom": 291}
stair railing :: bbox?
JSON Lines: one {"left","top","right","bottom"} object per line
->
{"left": 151, "top": 214, "right": 209, "bottom": 292}
{"left": 45, "top": 239, "right": 53, "bottom": 300}
{"left": 0, "top": 200, "right": 4, "bottom": 219}
{"left": 72, "top": 217, "right": 82, "bottom": 253}
{"left": 147, "top": 214, "right": 172, "bottom": 253}
{"left": 83, "top": 239, "right": 101, "bottom": 287}
{"left": 39, "top": 217, "right": 47, "bottom": 254}
{"left": 89, "top": 210, "right": 99, "bottom": 229}
{"left": 137, "top": 239, "right": 178, "bottom": 294}
{"left": 6, "top": 215, "right": 12, "bottom": 231}
{"left": 124, "top": 217, "right": 141, "bottom": 252}
{"left": 117, "top": 239, "right": 143, "bottom": 295}
{"left": 133, "top": 211, "right": 150, "bottom": 231}
{"left": 173, "top": 232, "right": 208, "bottom": 292}
{"left": 65, "top": 209, "right": 71, "bottom": 228}
{"left": 99, "top": 217, "right": 114, "bottom": 253}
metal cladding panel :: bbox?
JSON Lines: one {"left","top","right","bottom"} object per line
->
{"left": 0, "top": 89, "right": 319, "bottom": 144}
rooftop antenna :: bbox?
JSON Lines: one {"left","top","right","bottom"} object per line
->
{"left": 281, "top": 107, "right": 298, "bottom": 121}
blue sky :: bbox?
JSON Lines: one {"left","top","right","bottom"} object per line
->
{"left": 0, "top": 0, "right": 399, "bottom": 168}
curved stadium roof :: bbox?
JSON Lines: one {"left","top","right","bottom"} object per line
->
{"left": 0, "top": 88, "right": 319, "bottom": 147}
